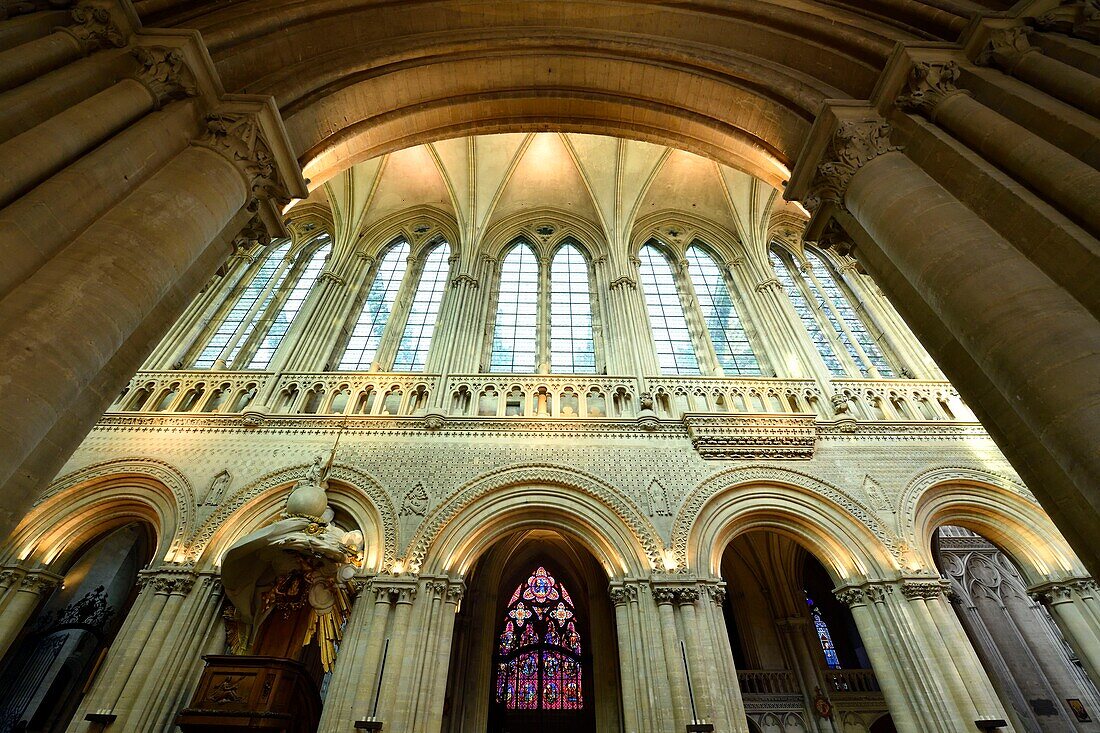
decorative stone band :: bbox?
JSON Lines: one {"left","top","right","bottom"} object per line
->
{"left": 58, "top": 2, "right": 126, "bottom": 52}
{"left": 803, "top": 119, "right": 903, "bottom": 215}
{"left": 0, "top": 569, "right": 62, "bottom": 594}
{"left": 651, "top": 581, "right": 718, "bottom": 607}
{"left": 834, "top": 581, "right": 896, "bottom": 607}
{"left": 140, "top": 568, "right": 198, "bottom": 596}
{"left": 609, "top": 276, "right": 638, "bottom": 291}
{"left": 1028, "top": 577, "right": 1099, "bottom": 605}
{"left": 683, "top": 412, "right": 817, "bottom": 460}
{"left": 131, "top": 45, "right": 198, "bottom": 109}
{"left": 899, "top": 579, "right": 948, "bottom": 601}
{"left": 977, "top": 26, "right": 1040, "bottom": 71}
{"left": 895, "top": 61, "right": 971, "bottom": 118}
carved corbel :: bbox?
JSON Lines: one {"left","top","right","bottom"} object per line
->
{"left": 977, "top": 26, "right": 1040, "bottom": 71}
{"left": 896, "top": 61, "right": 969, "bottom": 119}
{"left": 1034, "top": 1, "right": 1100, "bottom": 43}
{"left": 59, "top": 2, "right": 126, "bottom": 52}
{"left": 131, "top": 45, "right": 198, "bottom": 109}
{"left": 803, "top": 120, "right": 902, "bottom": 215}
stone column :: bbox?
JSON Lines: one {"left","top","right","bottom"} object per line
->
{"left": 0, "top": 96, "right": 306, "bottom": 542}
{"left": 269, "top": 267, "right": 348, "bottom": 373}
{"left": 420, "top": 582, "right": 464, "bottom": 732}
{"left": 0, "top": 2, "right": 130, "bottom": 91}
{"left": 977, "top": 25, "right": 1100, "bottom": 119}
{"left": 895, "top": 58, "right": 1100, "bottom": 238}
{"left": 602, "top": 262, "right": 659, "bottom": 377}
{"left": 788, "top": 105, "right": 1100, "bottom": 578}
{"left": 653, "top": 586, "right": 691, "bottom": 730}
{"left": 1031, "top": 580, "right": 1100, "bottom": 687}
{"left": 0, "top": 570, "right": 59, "bottom": 658}
{"left": 610, "top": 584, "right": 642, "bottom": 733}
{"left": 375, "top": 581, "right": 418, "bottom": 724}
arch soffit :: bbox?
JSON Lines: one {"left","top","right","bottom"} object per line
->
{"left": 631, "top": 210, "right": 750, "bottom": 267}
{"left": 481, "top": 208, "right": 608, "bottom": 264}
{"left": 189, "top": 462, "right": 398, "bottom": 571}
{"left": 6, "top": 458, "right": 192, "bottom": 568}
{"left": 407, "top": 464, "right": 660, "bottom": 578}
{"left": 676, "top": 465, "right": 900, "bottom": 583}
{"left": 904, "top": 467, "right": 1082, "bottom": 581}
{"left": 354, "top": 206, "right": 461, "bottom": 264}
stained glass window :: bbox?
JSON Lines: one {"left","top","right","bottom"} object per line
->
{"left": 248, "top": 240, "right": 331, "bottom": 369}
{"left": 490, "top": 243, "right": 539, "bottom": 373}
{"left": 494, "top": 566, "right": 584, "bottom": 711}
{"left": 770, "top": 249, "right": 845, "bottom": 377}
{"left": 638, "top": 244, "right": 700, "bottom": 375}
{"left": 338, "top": 240, "right": 410, "bottom": 370}
{"left": 194, "top": 240, "right": 291, "bottom": 368}
{"left": 550, "top": 244, "right": 596, "bottom": 373}
{"left": 685, "top": 245, "right": 761, "bottom": 376}
{"left": 393, "top": 241, "right": 451, "bottom": 371}
{"left": 807, "top": 596, "right": 841, "bottom": 669}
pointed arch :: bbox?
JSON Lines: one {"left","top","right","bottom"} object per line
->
{"left": 339, "top": 238, "right": 411, "bottom": 370}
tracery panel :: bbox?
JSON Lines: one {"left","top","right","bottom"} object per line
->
{"left": 248, "top": 241, "right": 331, "bottom": 369}
{"left": 770, "top": 248, "right": 845, "bottom": 377}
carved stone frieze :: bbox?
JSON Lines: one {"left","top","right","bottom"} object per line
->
{"left": 900, "top": 579, "right": 945, "bottom": 601}
{"left": 609, "top": 276, "right": 637, "bottom": 291}
{"left": 145, "top": 569, "right": 197, "bottom": 596}
{"left": 131, "top": 46, "right": 198, "bottom": 108}
{"left": 803, "top": 120, "right": 902, "bottom": 214}
{"left": 896, "top": 61, "right": 968, "bottom": 117}
{"left": 683, "top": 413, "right": 817, "bottom": 460}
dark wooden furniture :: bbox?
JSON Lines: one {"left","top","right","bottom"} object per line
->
{"left": 176, "top": 655, "right": 321, "bottom": 733}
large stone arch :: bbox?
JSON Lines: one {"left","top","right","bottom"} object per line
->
{"left": 189, "top": 462, "right": 398, "bottom": 570}
{"left": 678, "top": 465, "right": 900, "bottom": 583}
{"left": 407, "top": 464, "right": 659, "bottom": 577}
{"left": 2, "top": 458, "right": 190, "bottom": 569}
{"left": 906, "top": 467, "right": 1084, "bottom": 584}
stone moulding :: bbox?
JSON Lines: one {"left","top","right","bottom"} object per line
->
{"left": 682, "top": 412, "right": 817, "bottom": 460}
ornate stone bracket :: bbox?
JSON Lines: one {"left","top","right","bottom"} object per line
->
{"left": 803, "top": 120, "right": 902, "bottom": 215}
{"left": 59, "top": 2, "right": 126, "bottom": 52}
{"left": 683, "top": 412, "right": 817, "bottom": 460}
{"left": 977, "top": 26, "right": 1039, "bottom": 71}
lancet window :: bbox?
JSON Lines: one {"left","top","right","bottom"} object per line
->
{"left": 638, "top": 241, "right": 762, "bottom": 376}
{"left": 770, "top": 246, "right": 893, "bottom": 378}
{"left": 494, "top": 566, "right": 584, "bottom": 711}
{"left": 806, "top": 595, "right": 842, "bottom": 669}
{"left": 339, "top": 240, "right": 410, "bottom": 370}
{"left": 488, "top": 239, "right": 597, "bottom": 374}
{"left": 393, "top": 242, "right": 451, "bottom": 371}
{"left": 193, "top": 236, "right": 331, "bottom": 369}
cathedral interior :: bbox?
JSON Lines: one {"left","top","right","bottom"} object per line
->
{"left": 0, "top": 1, "right": 1099, "bottom": 732}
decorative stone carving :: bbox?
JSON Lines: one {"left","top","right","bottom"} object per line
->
{"left": 609, "top": 276, "right": 637, "bottom": 291}
{"left": 317, "top": 270, "right": 346, "bottom": 286}
{"left": 131, "top": 46, "right": 197, "bottom": 108}
{"left": 422, "top": 414, "right": 445, "bottom": 431}
{"left": 977, "top": 26, "right": 1038, "bottom": 70}
{"left": 204, "top": 469, "right": 232, "bottom": 506}
{"left": 683, "top": 413, "right": 817, "bottom": 460}
{"left": 196, "top": 111, "right": 292, "bottom": 210}
{"left": 653, "top": 588, "right": 677, "bottom": 605}
{"left": 400, "top": 482, "right": 430, "bottom": 516}
{"left": 1034, "top": 1, "right": 1100, "bottom": 42}
{"left": 834, "top": 587, "right": 865, "bottom": 607}
{"left": 804, "top": 120, "right": 902, "bottom": 214}
{"left": 18, "top": 572, "right": 60, "bottom": 594}
{"left": 708, "top": 585, "right": 726, "bottom": 606}
{"left": 450, "top": 273, "right": 479, "bottom": 290}
{"left": 150, "top": 570, "right": 197, "bottom": 596}
{"left": 609, "top": 585, "right": 638, "bottom": 605}
{"left": 896, "top": 61, "right": 968, "bottom": 117}
{"left": 814, "top": 219, "right": 857, "bottom": 259}
{"left": 232, "top": 214, "right": 271, "bottom": 253}
{"left": 900, "top": 579, "right": 945, "bottom": 601}
{"left": 674, "top": 587, "right": 700, "bottom": 605}
{"left": 61, "top": 2, "right": 126, "bottom": 51}
{"left": 645, "top": 479, "right": 670, "bottom": 517}
{"left": 755, "top": 278, "right": 782, "bottom": 294}
{"left": 445, "top": 583, "right": 465, "bottom": 604}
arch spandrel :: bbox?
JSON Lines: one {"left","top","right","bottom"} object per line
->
{"left": 407, "top": 465, "right": 660, "bottom": 578}
{"left": 189, "top": 462, "right": 398, "bottom": 572}
{"left": 906, "top": 468, "right": 1085, "bottom": 583}
{"left": 677, "top": 465, "right": 901, "bottom": 584}
{"left": 3, "top": 458, "right": 191, "bottom": 569}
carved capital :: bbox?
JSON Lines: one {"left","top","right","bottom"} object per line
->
{"left": 131, "top": 46, "right": 197, "bottom": 108}
{"left": 149, "top": 571, "right": 196, "bottom": 596}
{"left": 445, "top": 583, "right": 465, "bottom": 604}
{"left": 755, "top": 278, "right": 782, "bottom": 294}
{"left": 674, "top": 587, "right": 700, "bottom": 605}
{"left": 317, "top": 270, "right": 346, "bottom": 286}
{"left": 653, "top": 588, "right": 677, "bottom": 605}
{"left": 196, "top": 111, "right": 292, "bottom": 212}
{"left": 450, "top": 273, "right": 479, "bottom": 290}
{"left": 896, "top": 61, "right": 968, "bottom": 117}
{"left": 609, "top": 276, "right": 637, "bottom": 291}
{"left": 60, "top": 2, "right": 126, "bottom": 52}
{"left": 804, "top": 120, "right": 902, "bottom": 214}
{"left": 834, "top": 587, "right": 865, "bottom": 607}
{"left": 18, "top": 572, "right": 59, "bottom": 594}
{"left": 978, "top": 26, "right": 1038, "bottom": 71}
{"left": 707, "top": 585, "right": 726, "bottom": 606}
{"left": 609, "top": 585, "right": 638, "bottom": 606}
{"left": 231, "top": 214, "right": 271, "bottom": 254}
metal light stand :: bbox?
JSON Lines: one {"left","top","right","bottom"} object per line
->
{"left": 681, "top": 640, "right": 714, "bottom": 733}
{"left": 355, "top": 638, "right": 389, "bottom": 731}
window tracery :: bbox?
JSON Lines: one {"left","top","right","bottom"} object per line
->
{"left": 638, "top": 244, "right": 701, "bottom": 375}
{"left": 550, "top": 244, "right": 596, "bottom": 373}
{"left": 494, "top": 566, "right": 584, "bottom": 711}
{"left": 248, "top": 241, "right": 331, "bottom": 369}
{"left": 684, "top": 245, "right": 761, "bottom": 376}
{"left": 393, "top": 242, "right": 451, "bottom": 371}
{"left": 490, "top": 242, "right": 539, "bottom": 372}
